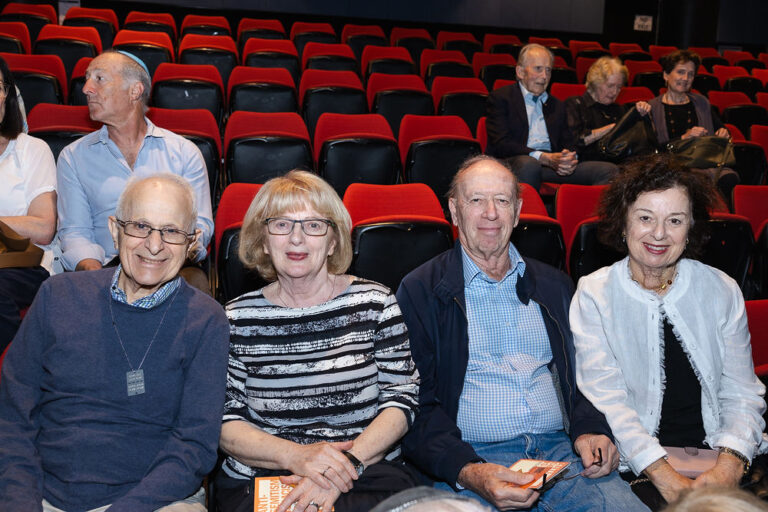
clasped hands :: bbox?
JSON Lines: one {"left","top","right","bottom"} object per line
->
{"left": 541, "top": 149, "right": 579, "bottom": 176}
{"left": 275, "top": 440, "right": 359, "bottom": 512}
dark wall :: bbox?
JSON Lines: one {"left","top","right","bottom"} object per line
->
{"left": 103, "top": 0, "right": 606, "bottom": 34}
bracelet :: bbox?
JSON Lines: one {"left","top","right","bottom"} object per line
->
{"left": 718, "top": 447, "right": 751, "bottom": 476}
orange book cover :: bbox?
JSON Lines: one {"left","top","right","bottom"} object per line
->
{"left": 253, "top": 476, "right": 293, "bottom": 512}
{"left": 509, "top": 459, "right": 571, "bottom": 489}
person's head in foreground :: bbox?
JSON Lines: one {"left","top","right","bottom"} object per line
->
{"left": 598, "top": 154, "right": 716, "bottom": 289}
{"left": 663, "top": 486, "right": 768, "bottom": 512}
{"left": 108, "top": 173, "right": 200, "bottom": 303}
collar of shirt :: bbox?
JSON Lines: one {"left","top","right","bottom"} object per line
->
{"left": 519, "top": 82, "right": 548, "bottom": 106}
{"left": 461, "top": 244, "right": 527, "bottom": 287}
{"left": 110, "top": 264, "right": 182, "bottom": 309}
{"left": 0, "top": 137, "right": 19, "bottom": 168}
{"left": 92, "top": 117, "right": 165, "bottom": 146}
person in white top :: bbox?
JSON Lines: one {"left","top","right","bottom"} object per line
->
{"left": 570, "top": 155, "right": 766, "bottom": 510}
{"left": 0, "top": 55, "right": 57, "bottom": 355}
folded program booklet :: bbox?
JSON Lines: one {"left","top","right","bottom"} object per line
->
{"left": 509, "top": 459, "right": 571, "bottom": 489}
{"left": 253, "top": 476, "right": 335, "bottom": 512}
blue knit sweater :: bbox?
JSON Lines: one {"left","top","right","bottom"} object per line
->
{"left": 0, "top": 268, "right": 230, "bottom": 511}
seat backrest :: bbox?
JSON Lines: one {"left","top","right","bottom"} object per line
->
{"left": 301, "top": 42, "right": 356, "bottom": 71}
{"left": 708, "top": 91, "right": 753, "bottom": 112}
{"left": 0, "top": 2, "right": 56, "bottom": 41}
{"left": 754, "top": 71, "right": 768, "bottom": 90}
{"left": 476, "top": 116, "right": 487, "bottom": 152}
{"left": 366, "top": 73, "right": 427, "bottom": 108}
{"left": 397, "top": 114, "right": 475, "bottom": 165}
{"left": 390, "top": 27, "right": 433, "bottom": 46}
{"left": 702, "top": 212, "right": 754, "bottom": 290}
{"left": 483, "top": 34, "right": 522, "bottom": 53}
{"left": 688, "top": 46, "right": 720, "bottom": 59}
{"left": 2, "top": 51, "right": 67, "bottom": 108}
{"left": 724, "top": 50, "right": 755, "bottom": 66}
{"left": 555, "top": 184, "right": 607, "bottom": 260}
{"left": 123, "top": 11, "right": 177, "bottom": 41}
{"left": 519, "top": 182, "right": 548, "bottom": 216}
{"left": 419, "top": 49, "right": 469, "bottom": 78}
{"left": 649, "top": 45, "right": 677, "bottom": 62}
{"left": 344, "top": 182, "right": 447, "bottom": 224}
{"left": 436, "top": 31, "right": 479, "bottom": 50}
{"left": 569, "top": 40, "right": 604, "bottom": 61}
{"left": 529, "top": 36, "right": 564, "bottom": 48}
{"left": 361, "top": 45, "right": 413, "bottom": 77}
{"left": 299, "top": 69, "right": 364, "bottom": 106}
{"left": 0, "top": 21, "right": 29, "bottom": 53}
{"left": 609, "top": 42, "right": 643, "bottom": 56}
{"left": 568, "top": 218, "right": 624, "bottom": 280}
{"left": 750, "top": 124, "right": 768, "bottom": 158}
{"left": 617, "top": 86, "right": 654, "bottom": 104}
{"left": 575, "top": 57, "right": 597, "bottom": 83}
{"left": 712, "top": 65, "right": 750, "bottom": 88}
{"left": 237, "top": 18, "right": 286, "bottom": 46}
{"left": 430, "top": 76, "right": 488, "bottom": 110}
{"left": 472, "top": 52, "right": 516, "bottom": 78}
{"left": 181, "top": 14, "right": 231, "bottom": 37}
{"left": 34, "top": 25, "right": 102, "bottom": 80}
{"left": 313, "top": 112, "right": 394, "bottom": 162}
{"left": 625, "top": 60, "right": 662, "bottom": 84}
{"left": 27, "top": 103, "right": 101, "bottom": 159}
{"left": 550, "top": 83, "right": 586, "bottom": 101}
{"left": 63, "top": 7, "right": 119, "bottom": 49}
{"left": 746, "top": 300, "right": 768, "bottom": 373}
{"left": 733, "top": 185, "right": 768, "bottom": 238}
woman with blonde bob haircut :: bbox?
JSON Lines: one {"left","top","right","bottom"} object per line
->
{"left": 217, "top": 170, "right": 421, "bottom": 512}
{"left": 238, "top": 169, "right": 353, "bottom": 281}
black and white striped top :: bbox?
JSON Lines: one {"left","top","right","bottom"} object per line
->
{"left": 221, "top": 278, "right": 420, "bottom": 480}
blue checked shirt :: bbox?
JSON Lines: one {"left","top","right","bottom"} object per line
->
{"left": 110, "top": 265, "right": 181, "bottom": 309}
{"left": 456, "top": 245, "right": 564, "bottom": 443}
{"left": 520, "top": 83, "right": 551, "bottom": 161}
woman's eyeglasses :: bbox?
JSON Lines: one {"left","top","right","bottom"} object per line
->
{"left": 264, "top": 217, "right": 335, "bottom": 236}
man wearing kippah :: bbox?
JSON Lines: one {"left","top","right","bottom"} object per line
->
{"left": 56, "top": 51, "right": 213, "bottom": 289}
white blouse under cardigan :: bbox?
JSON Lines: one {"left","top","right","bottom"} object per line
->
{"left": 570, "top": 257, "right": 766, "bottom": 475}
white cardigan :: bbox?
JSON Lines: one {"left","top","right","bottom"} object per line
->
{"left": 570, "top": 257, "right": 766, "bottom": 475}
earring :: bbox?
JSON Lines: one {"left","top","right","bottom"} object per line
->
{"left": 622, "top": 233, "right": 626, "bottom": 244}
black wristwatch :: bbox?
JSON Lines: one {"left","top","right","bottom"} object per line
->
{"left": 343, "top": 451, "right": 365, "bottom": 476}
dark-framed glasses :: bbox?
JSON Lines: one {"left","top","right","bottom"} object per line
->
{"left": 115, "top": 219, "right": 194, "bottom": 244}
{"left": 264, "top": 217, "right": 334, "bottom": 236}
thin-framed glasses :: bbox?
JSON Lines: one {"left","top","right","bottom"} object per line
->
{"left": 115, "top": 219, "right": 194, "bottom": 244}
{"left": 264, "top": 217, "right": 334, "bottom": 236}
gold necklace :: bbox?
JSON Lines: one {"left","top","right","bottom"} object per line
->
{"left": 631, "top": 267, "right": 676, "bottom": 294}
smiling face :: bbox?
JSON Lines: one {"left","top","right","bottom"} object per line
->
{"left": 263, "top": 206, "right": 337, "bottom": 282}
{"left": 449, "top": 160, "right": 522, "bottom": 264}
{"left": 593, "top": 72, "right": 624, "bottom": 105}
{"left": 83, "top": 53, "right": 139, "bottom": 125}
{"left": 516, "top": 47, "right": 553, "bottom": 96}
{"left": 663, "top": 60, "right": 696, "bottom": 95}
{"left": 108, "top": 179, "right": 198, "bottom": 303}
{"left": 625, "top": 186, "right": 691, "bottom": 278}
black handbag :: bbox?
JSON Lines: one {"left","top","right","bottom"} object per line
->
{"left": 598, "top": 107, "right": 658, "bottom": 163}
{"left": 666, "top": 135, "right": 736, "bottom": 170}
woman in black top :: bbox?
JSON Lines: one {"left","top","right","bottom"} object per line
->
{"left": 566, "top": 56, "right": 651, "bottom": 161}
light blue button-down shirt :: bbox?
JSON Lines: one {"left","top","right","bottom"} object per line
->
{"left": 56, "top": 118, "right": 212, "bottom": 270}
{"left": 456, "top": 245, "right": 564, "bottom": 443}
{"left": 520, "top": 82, "right": 551, "bottom": 161}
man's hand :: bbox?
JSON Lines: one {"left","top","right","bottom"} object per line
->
{"left": 75, "top": 258, "right": 103, "bottom": 271}
{"left": 457, "top": 462, "right": 539, "bottom": 510}
{"left": 692, "top": 451, "right": 744, "bottom": 489}
{"left": 540, "top": 150, "right": 578, "bottom": 176}
{"left": 573, "top": 434, "right": 618, "bottom": 478}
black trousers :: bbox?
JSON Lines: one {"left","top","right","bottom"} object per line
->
{"left": 0, "top": 266, "right": 49, "bottom": 355}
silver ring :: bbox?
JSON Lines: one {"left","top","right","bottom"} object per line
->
{"left": 309, "top": 502, "right": 321, "bottom": 511}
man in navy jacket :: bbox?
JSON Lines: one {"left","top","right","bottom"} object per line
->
{"left": 485, "top": 43, "right": 617, "bottom": 190}
{"left": 396, "top": 155, "right": 647, "bottom": 511}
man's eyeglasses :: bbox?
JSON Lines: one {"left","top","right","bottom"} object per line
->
{"left": 264, "top": 217, "right": 334, "bottom": 236}
{"left": 115, "top": 219, "right": 194, "bottom": 245}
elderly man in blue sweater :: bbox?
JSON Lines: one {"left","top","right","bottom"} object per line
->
{"left": 0, "top": 174, "right": 230, "bottom": 511}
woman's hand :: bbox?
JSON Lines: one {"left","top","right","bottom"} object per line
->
{"left": 692, "top": 452, "right": 744, "bottom": 489}
{"left": 643, "top": 457, "right": 694, "bottom": 503}
{"left": 715, "top": 127, "right": 730, "bottom": 138}
{"left": 276, "top": 474, "right": 342, "bottom": 512}
{"left": 286, "top": 440, "right": 359, "bottom": 492}
{"left": 636, "top": 101, "right": 651, "bottom": 115}
{"left": 682, "top": 126, "right": 708, "bottom": 139}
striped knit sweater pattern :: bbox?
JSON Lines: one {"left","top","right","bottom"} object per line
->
{"left": 222, "top": 278, "right": 420, "bottom": 480}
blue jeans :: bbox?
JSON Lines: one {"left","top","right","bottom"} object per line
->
{"left": 436, "top": 431, "right": 649, "bottom": 512}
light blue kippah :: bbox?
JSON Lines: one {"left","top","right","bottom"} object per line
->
{"left": 116, "top": 50, "right": 151, "bottom": 81}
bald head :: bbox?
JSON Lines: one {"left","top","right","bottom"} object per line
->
{"left": 116, "top": 174, "right": 197, "bottom": 233}
{"left": 448, "top": 155, "right": 521, "bottom": 203}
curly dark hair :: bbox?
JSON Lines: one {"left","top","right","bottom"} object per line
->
{"left": 659, "top": 49, "right": 701, "bottom": 74}
{"left": 598, "top": 154, "right": 717, "bottom": 258}
{"left": 0, "top": 55, "right": 23, "bottom": 139}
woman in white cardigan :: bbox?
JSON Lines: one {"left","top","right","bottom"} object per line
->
{"left": 570, "top": 155, "right": 766, "bottom": 511}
